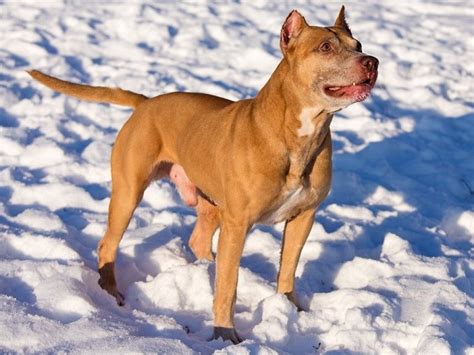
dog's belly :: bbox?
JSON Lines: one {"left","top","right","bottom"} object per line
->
{"left": 169, "top": 164, "right": 198, "bottom": 207}
{"left": 168, "top": 164, "right": 317, "bottom": 224}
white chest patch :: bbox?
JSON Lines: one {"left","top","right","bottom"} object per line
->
{"left": 297, "top": 107, "right": 321, "bottom": 137}
{"left": 264, "top": 186, "right": 309, "bottom": 224}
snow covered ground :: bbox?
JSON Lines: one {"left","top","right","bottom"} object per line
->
{"left": 1, "top": 0, "right": 473, "bottom": 353}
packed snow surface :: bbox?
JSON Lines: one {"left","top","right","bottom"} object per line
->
{"left": 1, "top": 1, "right": 473, "bottom": 353}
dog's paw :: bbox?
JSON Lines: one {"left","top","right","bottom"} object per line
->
{"left": 98, "top": 278, "right": 125, "bottom": 306}
{"left": 189, "top": 239, "right": 215, "bottom": 261}
{"left": 285, "top": 291, "right": 308, "bottom": 312}
{"left": 211, "top": 327, "right": 243, "bottom": 344}
{"left": 113, "top": 290, "right": 125, "bottom": 306}
{"left": 192, "top": 250, "right": 215, "bottom": 262}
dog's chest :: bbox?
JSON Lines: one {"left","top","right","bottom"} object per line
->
{"left": 261, "top": 185, "right": 313, "bottom": 224}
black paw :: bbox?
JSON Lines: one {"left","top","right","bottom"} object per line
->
{"left": 212, "top": 327, "right": 243, "bottom": 344}
{"left": 98, "top": 277, "right": 125, "bottom": 306}
{"left": 284, "top": 291, "right": 308, "bottom": 312}
{"left": 98, "top": 263, "right": 125, "bottom": 306}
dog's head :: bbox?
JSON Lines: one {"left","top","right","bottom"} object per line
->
{"left": 280, "top": 7, "right": 378, "bottom": 112}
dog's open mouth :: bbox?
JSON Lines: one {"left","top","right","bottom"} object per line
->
{"left": 324, "top": 76, "right": 376, "bottom": 102}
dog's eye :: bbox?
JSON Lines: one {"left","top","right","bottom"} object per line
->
{"left": 355, "top": 41, "right": 362, "bottom": 52}
{"left": 319, "top": 42, "right": 332, "bottom": 53}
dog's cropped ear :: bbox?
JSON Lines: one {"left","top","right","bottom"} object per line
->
{"left": 280, "top": 10, "right": 308, "bottom": 55}
{"left": 334, "top": 5, "right": 352, "bottom": 36}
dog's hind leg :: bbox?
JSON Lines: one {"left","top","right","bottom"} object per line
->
{"left": 189, "top": 195, "right": 220, "bottom": 261}
{"left": 97, "top": 119, "right": 160, "bottom": 305}
{"left": 97, "top": 185, "right": 145, "bottom": 305}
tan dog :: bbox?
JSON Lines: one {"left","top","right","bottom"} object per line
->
{"left": 29, "top": 7, "right": 378, "bottom": 343}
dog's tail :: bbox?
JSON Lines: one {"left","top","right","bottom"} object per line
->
{"left": 27, "top": 70, "right": 148, "bottom": 109}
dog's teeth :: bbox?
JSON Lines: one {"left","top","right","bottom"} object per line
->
{"left": 352, "top": 82, "right": 356, "bottom": 86}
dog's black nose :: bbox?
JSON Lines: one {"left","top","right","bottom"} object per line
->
{"left": 361, "top": 56, "right": 379, "bottom": 72}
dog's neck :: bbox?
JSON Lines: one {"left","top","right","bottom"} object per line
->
{"left": 253, "top": 59, "right": 333, "bottom": 187}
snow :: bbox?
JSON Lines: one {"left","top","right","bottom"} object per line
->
{"left": 1, "top": 1, "right": 473, "bottom": 353}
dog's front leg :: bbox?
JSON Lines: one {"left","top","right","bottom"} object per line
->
{"left": 212, "top": 216, "right": 250, "bottom": 344}
{"left": 277, "top": 208, "right": 316, "bottom": 311}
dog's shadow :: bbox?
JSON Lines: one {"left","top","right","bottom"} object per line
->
{"left": 296, "top": 95, "right": 474, "bottom": 344}
{"left": 115, "top": 207, "right": 196, "bottom": 287}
